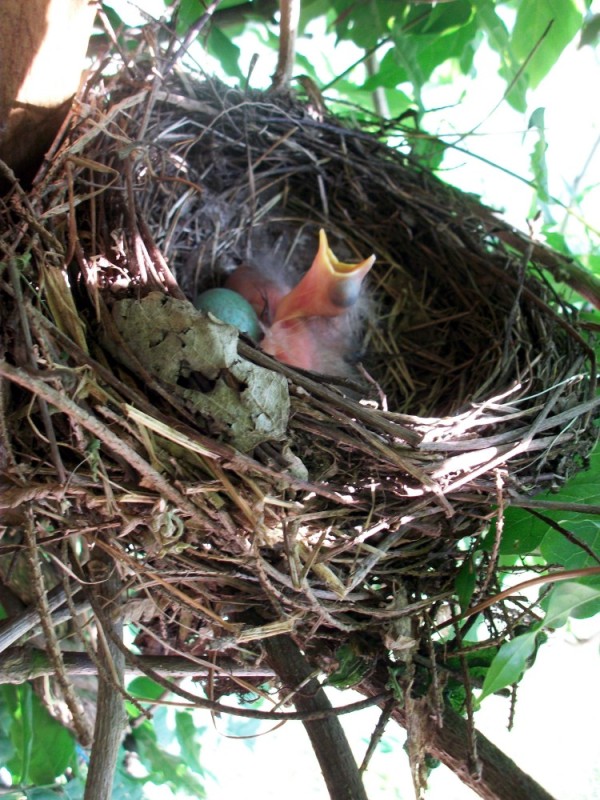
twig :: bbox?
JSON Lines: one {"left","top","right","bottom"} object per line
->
{"left": 165, "top": 0, "right": 223, "bottom": 73}
{"left": 0, "top": 587, "right": 88, "bottom": 654}
{"left": 359, "top": 698, "right": 395, "bottom": 774}
{"left": 0, "top": 360, "right": 204, "bottom": 521}
{"left": 436, "top": 565, "right": 600, "bottom": 632}
{"left": 88, "top": 618, "right": 389, "bottom": 721}
{"left": 22, "top": 514, "right": 93, "bottom": 745}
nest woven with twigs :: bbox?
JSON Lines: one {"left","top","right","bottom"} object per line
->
{"left": 0, "top": 34, "right": 598, "bottom": 691}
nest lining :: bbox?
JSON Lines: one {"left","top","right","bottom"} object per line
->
{"left": 0, "top": 43, "right": 598, "bottom": 689}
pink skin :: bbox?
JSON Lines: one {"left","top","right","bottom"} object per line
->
{"left": 261, "top": 318, "right": 320, "bottom": 370}
{"left": 273, "top": 229, "right": 375, "bottom": 323}
{"left": 225, "top": 266, "right": 288, "bottom": 325}
{"left": 225, "top": 231, "right": 375, "bottom": 373}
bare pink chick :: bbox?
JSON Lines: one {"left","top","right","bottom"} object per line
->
{"left": 228, "top": 230, "right": 375, "bottom": 374}
{"left": 225, "top": 265, "right": 288, "bottom": 326}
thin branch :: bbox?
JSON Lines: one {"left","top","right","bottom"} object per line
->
{"left": 98, "top": 618, "right": 389, "bottom": 721}
{"left": 23, "top": 515, "right": 93, "bottom": 745}
{"left": 0, "top": 584, "right": 85, "bottom": 654}
{"left": 0, "top": 646, "right": 276, "bottom": 683}
{"left": 436, "top": 565, "right": 600, "bottom": 633}
{"left": 270, "top": 0, "right": 300, "bottom": 92}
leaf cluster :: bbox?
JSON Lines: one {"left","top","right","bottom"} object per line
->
{"left": 0, "top": 679, "right": 208, "bottom": 799}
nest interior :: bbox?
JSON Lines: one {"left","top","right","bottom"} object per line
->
{"left": 0, "top": 43, "right": 598, "bottom": 700}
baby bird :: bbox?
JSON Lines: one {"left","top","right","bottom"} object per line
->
{"left": 200, "top": 229, "right": 375, "bottom": 375}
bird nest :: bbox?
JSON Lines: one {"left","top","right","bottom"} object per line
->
{"left": 0, "top": 39, "right": 597, "bottom": 699}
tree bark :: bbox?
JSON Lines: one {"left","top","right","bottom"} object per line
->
{"left": 0, "top": 0, "right": 96, "bottom": 188}
{"left": 265, "top": 634, "right": 369, "bottom": 800}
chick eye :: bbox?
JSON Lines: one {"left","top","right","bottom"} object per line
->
{"left": 328, "top": 275, "right": 363, "bottom": 309}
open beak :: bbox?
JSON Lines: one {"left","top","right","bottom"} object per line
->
{"left": 273, "top": 229, "right": 375, "bottom": 323}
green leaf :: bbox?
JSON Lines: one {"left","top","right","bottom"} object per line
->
{"left": 133, "top": 719, "right": 207, "bottom": 796}
{"left": 332, "top": 0, "right": 398, "bottom": 49}
{"left": 127, "top": 675, "right": 165, "bottom": 701}
{"left": 6, "top": 685, "right": 75, "bottom": 785}
{"left": 0, "top": 694, "right": 16, "bottom": 768}
{"left": 498, "top": 443, "right": 600, "bottom": 555}
{"left": 175, "top": 711, "right": 206, "bottom": 776}
{"left": 362, "top": 48, "right": 408, "bottom": 91}
{"left": 95, "top": 3, "right": 127, "bottom": 32}
{"left": 420, "top": 0, "right": 473, "bottom": 35}
{"left": 456, "top": 555, "right": 477, "bottom": 611}
{"left": 541, "top": 580, "right": 600, "bottom": 626}
{"left": 543, "top": 230, "right": 575, "bottom": 258}
{"left": 391, "top": 13, "right": 480, "bottom": 94}
{"left": 175, "top": 0, "right": 207, "bottom": 29}
{"left": 511, "top": 0, "right": 583, "bottom": 89}
{"left": 493, "top": 506, "right": 547, "bottom": 554}
{"left": 207, "top": 27, "right": 244, "bottom": 81}
{"left": 383, "top": 88, "right": 413, "bottom": 119}
{"left": 479, "top": 631, "right": 538, "bottom": 702}
{"left": 527, "top": 106, "right": 551, "bottom": 206}
{"left": 541, "top": 518, "right": 600, "bottom": 570}
{"left": 327, "top": 643, "right": 370, "bottom": 689}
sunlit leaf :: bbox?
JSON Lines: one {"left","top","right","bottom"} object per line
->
{"left": 6, "top": 685, "right": 75, "bottom": 785}
{"left": 541, "top": 580, "right": 600, "bottom": 626}
{"left": 511, "top": 0, "right": 583, "bottom": 89}
{"left": 456, "top": 555, "right": 477, "bottom": 611}
{"left": 479, "top": 631, "right": 538, "bottom": 702}
{"left": 207, "top": 27, "right": 244, "bottom": 80}
{"left": 543, "top": 230, "right": 575, "bottom": 258}
{"left": 541, "top": 518, "right": 600, "bottom": 569}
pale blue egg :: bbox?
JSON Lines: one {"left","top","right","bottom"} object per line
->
{"left": 195, "top": 288, "right": 261, "bottom": 341}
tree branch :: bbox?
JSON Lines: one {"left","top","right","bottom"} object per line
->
{"left": 362, "top": 663, "right": 557, "bottom": 800}
{"left": 0, "top": 646, "right": 276, "bottom": 683}
{"left": 83, "top": 550, "right": 127, "bottom": 800}
{"left": 265, "top": 634, "right": 368, "bottom": 800}
{"left": 0, "top": 583, "right": 86, "bottom": 654}
{"left": 270, "top": 0, "right": 300, "bottom": 92}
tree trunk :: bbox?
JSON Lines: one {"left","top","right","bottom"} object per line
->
{"left": 0, "top": 0, "right": 95, "bottom": 188}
